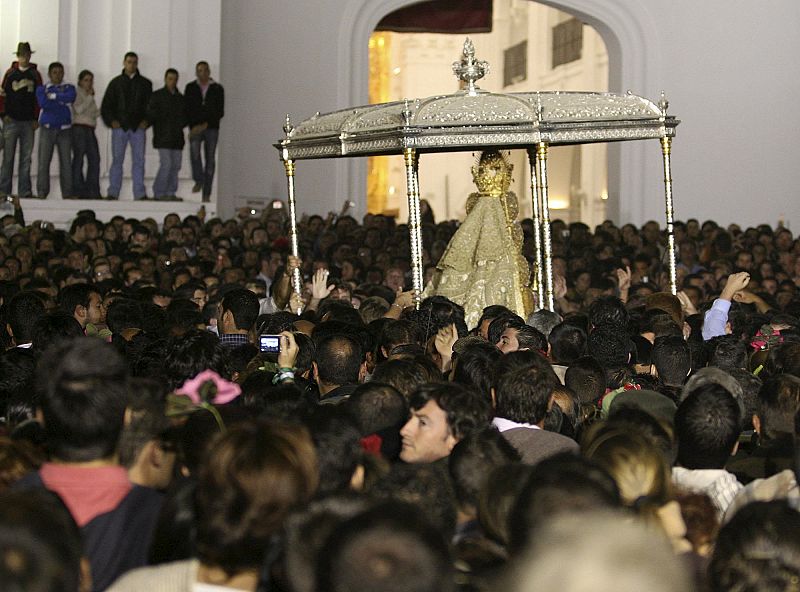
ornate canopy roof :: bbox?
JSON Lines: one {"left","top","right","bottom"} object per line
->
{"left": 276, "top": 39, "right": 678, "bottom": 160}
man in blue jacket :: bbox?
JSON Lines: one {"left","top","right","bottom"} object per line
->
{"left": 36, "top": 62, "right": 76, "bottom": 198}
{"left": 0, "top": 42, "right": 42, "bottom": 198}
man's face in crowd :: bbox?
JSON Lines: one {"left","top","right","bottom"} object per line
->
{"left": 735, "top": 252, "right": 753, "bottom": 271}
{"left": 165, "top": 71, "right": 178, "bottom": 92}
{"left": 384, "top": 268, "right": 404, "bottom": 292}
{"left": 497, "top": 327, "right": 521, "bottom": 354}
{"left": 94, "top": 263, "right": 112, "bottom": 282}
{"left": 123, "top": 55, "right": 138, "bottom": 76}
{"left": 17, "top": 51, "right": 31, "bottom": 69}
{"left": 49, "top": 66, "right": 64, "bottom": 85}
{"left": 400, "top": 399, "right": 457, "bottom": 464}
{"left": 67, "top": 250, "right": 86, "bottom": 271}
{"left": 643, "top": 222, "right": 660, "bottom": 245}
{"left": 131, "top": 232, "right": 148, "bottom": 251}
{"left": 86, "top": 292, "right": 105, "bottom": 325}
{"left": 251, "top": 228, "right": 268, "bottom": 248}
{"left": 196, "top": 62, "right": 210, "bottom": 83}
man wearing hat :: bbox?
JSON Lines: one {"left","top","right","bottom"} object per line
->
{"left": 0, "top": 42, "right": 43, "bottom": 198}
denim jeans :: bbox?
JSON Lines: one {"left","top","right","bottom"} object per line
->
{"left": 71, "top": 125, "right": 101, "bottom": 198}
{"left": 153, "top": 148, "right": 182, "bottom": 197}
{"left": 37, "top": 126, "right": 73, "bottom": 198}
{"left": 0, "top": 118, "right": 35, "bottom": 196}
{"left": 189, "top": 127, "right": 218, "bottom": 198}
{"left": 108, "top": 127, "right": 146, "bottom": 199}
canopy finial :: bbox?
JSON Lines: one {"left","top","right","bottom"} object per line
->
{"left": 659, "top": 91, "right": 669, "bottom": 116}
{"left": 283, "top": 114, "right": 294, "bottom": 136}
{"left": 452, "top": 37, "right": 489, "bottom": 96}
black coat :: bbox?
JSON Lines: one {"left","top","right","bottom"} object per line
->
{"left": 147, "top": 87, "right": 186, "bottom": 149}
{"left": 184, "top": 80, "right": 224, "bottom": 129}
{"left": 101, "top": 69, "right": 152, "bottom": 131}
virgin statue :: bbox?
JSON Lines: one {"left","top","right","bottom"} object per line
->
{"left": 423, "top": 150, "right": 534, "bottom": 329}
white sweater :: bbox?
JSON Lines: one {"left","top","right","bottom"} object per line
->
{"left": 71, "top": 86, "right": 100, "bottom": 127}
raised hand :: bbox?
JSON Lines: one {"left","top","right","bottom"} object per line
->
{"left": 721, "top": 271, "right": 750, "bottom": 301}
{"left": 616, "top": 266, "right": 632, "bottom": 293}
{"left": 311, "top": 268, "right": 334, "bottom": 301}
{"left": 277, "top": 331, "right": 299, "bottom": 369}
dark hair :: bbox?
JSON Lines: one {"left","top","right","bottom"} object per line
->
{"left": 478, "top": 463, "right": 534, "bottom": 546}
{"left": 106, "top": 298, "right": 143, "bottom": 334}
{"left": 220, "top": 288, "right": 260, "bottom": 332}
{"left": 78, "top": 69, "right": 93, "bottom": 82}
{"left": 507, "top": 453, "right": 621, "bottom": 555}
{"left": 317, "top": 501, "right": 454, "bottom": 592}
{"left": 408, "top": 383, "right": 490, "bottom": 440}
{"left": 709, "top": 501, "right": 800, "bottom": 592}
{"left": 758, "top": 374, "right": 800, "bottom": 439}
{"left": 164, "top": 329, "right": 231, "bottom": 390}
{"left": 412, "top": 296, "right": 468, "bottom": 344}
{"left": 124, "top": 51, "right": 138, "bottom": 60}
{"left": 240, "top": 378, "right": 312, "bottom": 421}
{"left": 378, "top": 320, "right": 420, "bottom": 359}
{"left": 0, "top": 348, "right": 36, "bottom": 423}
{"left": 304, "top": 409, "right": 363, "bottom": 495}
{"left": 487, "top": 313, "right": 524, "bottom": 346}
{"left": 195, "top": 420, "right": 318, "bottom": 574}
{"left": 370, "top": 358, "right": 440, "bottom": 398}
{"left": 48, "top": 62, "right": 64, "bottom": 73}
{"left": 587, "top": 326, "right": 633, "bottom": 371}
{"left": 514, "top": 324, "right": 548, "bottom": 352}
{"left": 494, "top": 361, "right": 559, "bottom": 425}
{"left": 196, "top": 60, "right": 210, "bottom": 68}
{"left": 57, "top": 283, "right": 99, "bottom": 316}
{"left": 284, "top": 494, "right": 370, "bottom": 592}
{"left": 452, "top": 341, "right": 502, "bottom": 405}
{"left": 315, "top": 334, "right": 363, "bottom": 387}
{"left": 0, "top": 490, "right": 83, "bottom": 592}
{"left": 588, "top": 295, "right": 629, "bottom": 330}
{"left": 31, "top": 312, "right": 84, "bottom": 353}
{"left": 651, "top": 335, "right": 691, "bottom": 386}
{"left": 164, "top": 67, "right": 178, "bottom": 78}
{"left": 675, "top": 383, "right": 740, "bottom": 469}
{"left": 707, "top": 335, "right": 747, "bottom": 371}
{"left": 117, "top": 379, "right": 171, "bottom": 469}
{"left": 37, "top": 338, "right": 129, "bottom": 462}
{"left": 346, "top": 382, "right": 407, "bottom": 435}
{"left": 448, "top": 427, "right": 520, "bottom": 510}
{"left": 549, "top": 321, "right": 587, "bottom": 365}
{"left": 369, "top": 464, "right": 458, "bottom": 540}
{"left": 565, "top": 355, "right": 607, "bottom": 404}
{"left": 5, "top": 291, "right": 46, "bottom": 345}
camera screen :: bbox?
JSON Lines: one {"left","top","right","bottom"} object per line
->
{"left": 259, "top": 335, "right": 281, "bottom": 353}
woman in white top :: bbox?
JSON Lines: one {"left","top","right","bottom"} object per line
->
{"left": 71, "top": 69, "right": 101, "bottom": 198}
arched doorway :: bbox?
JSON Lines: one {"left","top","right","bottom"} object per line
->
{"left": 336, "top": 0, "right": 661, "bottom": 225}
{"left": 366, "top": 1, "right": 610, "bottom": 228}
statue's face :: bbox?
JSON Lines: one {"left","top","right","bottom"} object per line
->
{"left": 472, "top": 151, "right": 513, "bottom": 195}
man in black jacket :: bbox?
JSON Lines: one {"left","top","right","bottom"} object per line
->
{"left": 147, "top": 68, "right": 185, "bottom": 200}
{"left": 184, "top": 61, "right": 224, "bottom": 202}
{"left": 100, "top": 52, "right": 152, "bottom": 200}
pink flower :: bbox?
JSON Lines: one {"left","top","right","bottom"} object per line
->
{"left": 175, "top": 370, "right": 241, "bottom": 405}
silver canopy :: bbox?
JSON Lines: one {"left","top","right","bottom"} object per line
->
{"left": 275, "top": 38, "right": 680, "bottom": 311}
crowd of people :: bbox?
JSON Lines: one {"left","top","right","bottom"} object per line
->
{"left": 0, "top": 42, "right": 224, "bottom": 201}
{"left": 1, "top": 192, "right": 800, "bottom": 592}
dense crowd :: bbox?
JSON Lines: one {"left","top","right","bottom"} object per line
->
{"left": 1, "top": 194, "right": 800, "bottom": 592}
{"left": 1, "top": 42, "right": 223, "bottom": 202}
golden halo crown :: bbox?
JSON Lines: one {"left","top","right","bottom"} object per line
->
{"left": 471, "top": 150, "right": 513, "bottom": 195}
